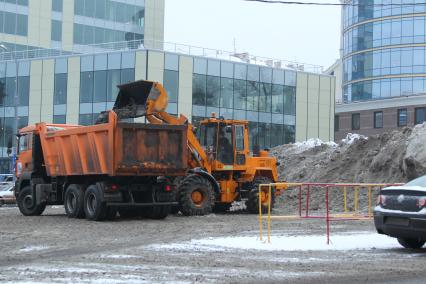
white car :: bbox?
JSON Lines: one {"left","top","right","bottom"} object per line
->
{"left": 0, "top": 182, "right": 15, "bottom": 206}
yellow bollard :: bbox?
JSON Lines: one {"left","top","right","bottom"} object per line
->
{"left": 267, "top": 184, "right": 272, "bottom": 243}
{"left": 354, "top": 186, "right": 359, "bottom": 213}
{"left": 368, "top": 186, "right": 373, "bottom": 217}
{"left": 259, "top": 184, "right": 263, "bottom": 241}
{"left": 343, "top": 186, "right": 348, "bottom": 213}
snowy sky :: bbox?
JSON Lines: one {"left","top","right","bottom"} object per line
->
{"left": 164, "top": 0, "right": 341, "bottom": 69}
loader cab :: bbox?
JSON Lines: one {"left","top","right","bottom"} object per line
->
{"left": 197, "top": 118, "right": 249, "bottom": 169}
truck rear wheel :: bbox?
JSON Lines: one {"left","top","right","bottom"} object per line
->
{"left": 84, "top": 184, "right": 107, "bottom": 221}
{"left": 17, "top": 186, "right": 46, "bottom": 216}
{"left": 64, "top": 184, "right": 85, "bottom": 219}
{"left": 397, "top": 238, "right": 426, "bottom": 249}
{"left": 245, "top": 176, "right": 275, "bottom": 214}
{"left": 141, "top": 206, "right": 170, "bottom": 219}
{"left": 178, "top": 174, "right": 215, "bottom": 216}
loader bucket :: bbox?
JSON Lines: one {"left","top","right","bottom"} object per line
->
{"left": 96, "top": 80, "right": 169, "bottom": 124}
{"left": 113, "top": 80, "right": 154, "bottom": 112}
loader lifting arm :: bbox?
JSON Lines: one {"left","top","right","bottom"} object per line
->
{"left": 97, "top": 80, "right": 212, "bottom": 173}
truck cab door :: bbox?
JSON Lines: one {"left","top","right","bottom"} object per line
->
{"left": 16, "top": 133, "right": 33, "bottom": 176}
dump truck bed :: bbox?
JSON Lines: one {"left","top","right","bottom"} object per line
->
{"left": 38, "top": 113, "right": 187, "bottom": 177}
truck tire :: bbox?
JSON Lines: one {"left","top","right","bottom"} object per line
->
{"left": 17, "top": 186, "right": 46, "bottom": 216}
{"left": 0, "top": 199, "right": 4, "bottom": 207}
{"left": 178, "top": 174, "right": 215, "bottom": 216}
{"left": 141, "top": 206, "right": 170, "bottom": 220}
{"left": 118, "top": 208, "right": 140, "bottom": 219}
{"left": 84, "top": 184, "right": 107, "bottom": 221}
{"left": 245, "top": 176, "right": 275, "bottom": 214}
{"left": 64, "top": 184, "right": 85, "bottom": 219}
{"left": 397, "top": 238, "right": 426, "bottom": 249}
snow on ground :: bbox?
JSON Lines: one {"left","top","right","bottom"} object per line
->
{"left": 19, "top": 245, "right": 50, "bottom": 252}
{"left": 147, "top": 232, "right": 398, "bottom": 252}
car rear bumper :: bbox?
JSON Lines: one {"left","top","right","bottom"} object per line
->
{"left": 374, "top": 210, "right": 426, "bottom": 239}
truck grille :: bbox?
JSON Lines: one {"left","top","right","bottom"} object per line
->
{"left": 381, "top": 190, "right": 424, "bottom": 212}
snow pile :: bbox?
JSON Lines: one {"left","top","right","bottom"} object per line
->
{"left": 341, "top": 133, "right": 368, "bottom": 145}
{"left": 271, "top": 123, "right": 426, "bottom": 184}
{"left": 292, "top": 138, "right": 337, "bottom": 154}
{"left": 147, "top": 232, "right": 398, "bottom": 252}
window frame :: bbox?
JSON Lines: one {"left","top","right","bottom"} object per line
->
{"left": 352, "top": 113, "right": 361, "bottom": 130}
{"left": 374, "top": 111, "right": 383, "bottom": 129}
{"left": 397, "top": 108, "right": 408, "bottom": 127}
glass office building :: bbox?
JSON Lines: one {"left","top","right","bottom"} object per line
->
{"left": 0, "top": 0, "right": 163, "bottom": 53}
{"left": 342, "top": 0, "right": 426, "bottom": 102}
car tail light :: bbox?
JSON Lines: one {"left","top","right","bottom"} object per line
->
{"left": 416, "top": 197, "right": 426, "bottom": 208}
{"left": 165, "top": 185, "right": 172, "bottom": 192}
{"left": 376, "top": 194, "right": 386, "bottom": 206}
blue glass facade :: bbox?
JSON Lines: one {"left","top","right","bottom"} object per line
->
{"left": 342, "top": 0, "right": 426, "bottom": 102}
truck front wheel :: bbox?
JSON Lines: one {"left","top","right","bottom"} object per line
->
{"left": 17, "top": 186, "right": 46, "bottom": 216}
{"left": 84, "top": 184, "right": 107, "bottom": 221}
{"left": 64, "top": 184, "right": 85, "bottom": 219}
{"left": 178, "top": 174, "right": 215, "bottom": 216}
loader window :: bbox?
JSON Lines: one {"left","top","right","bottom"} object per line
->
{"left": 199, "top": 124, "right": 217, "bottom": 155}
{"left": 217, "top": 124, "right": 234, "bottom": 165}
{"left": 235, "top": 125, "right": 244, "bottom": 151}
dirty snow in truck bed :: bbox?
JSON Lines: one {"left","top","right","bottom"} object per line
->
{"left": 147, "top": 232, "right": 398, "bottom": 252}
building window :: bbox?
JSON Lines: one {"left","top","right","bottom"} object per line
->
{"left": 163, "top": 70, "right": 179, "bottom": 103}
{"left": 80, "top": 72, "right": 94, "bottom": 103}
{"left": 51, "top": 20, "right": 62, "bottom": 41}
{"left": 415, "top": 107, "right": 426, "bottom": 124}
{"left": 352, "top": 113, "right": 360, "bottom": 130}
{"left": 335, "top": 115, "right": 339, "bottom": 132}
{"left": 54, "top": 73, "right": 67, "bottom": 105}
{"left": 374, "top": 111, "right": 383, "bottom": 128}
{"left": 52, "top": 0, "right": 63, "bottom": 12}
{"left": 53, "top": 115, "right": 66, "bottom": 124}
{"left": 397, "top": 109, "right": 407, "bottom": 127}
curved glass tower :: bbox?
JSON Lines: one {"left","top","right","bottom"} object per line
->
{"left": 342, "top": 0, "right": 426, "bottom": 102}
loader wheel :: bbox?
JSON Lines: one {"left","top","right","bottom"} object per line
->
{"left": 214, "top": 203, "right": 231, "bottom": 213}
{"left": 17, "top": 186, "right": 46, "bottom": 216}
{"left": 397, "top": 238, "right": 426, "bottom": 249}
{"left": 178, "top": 174, "right": 215, "bottom": 216}
{"left": 245, "top": 177, "right": 275, "bottom": 214}
{"left": 141, "top": 206, "right": 170, "bottom": 220}
{"left": 64, "top": 184, "right": 85, "bottom": 219}
{"left": 84, "top": 184, "right": 107, "bottom": 221}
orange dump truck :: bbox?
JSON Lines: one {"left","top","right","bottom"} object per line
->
{"left": 14, "top": 111, "right": 187, "bottom": 221}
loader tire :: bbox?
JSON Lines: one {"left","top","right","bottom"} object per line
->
{"left": 84, "top": 184, "right": 107, "bottom": 221}
{"left": 245, "top": 176, "right": 275, "bottom": 214}
{"left": 178, "top": 174, "right": 215, "bottom": 216}
{"left": 213, "top": 203, "right": 231, "bottom": 213}
{"left": 17, "top": 186, "right": 46, "bottom": 216}
{"left": 64, "top": 184, "right": 85, "bottom": 219}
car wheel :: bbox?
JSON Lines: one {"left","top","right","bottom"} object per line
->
{"left": 397, "top": 238, "right": 426, "bottom": 249}
{"left": 0, "top": 198, "right": 4, "bottom": 207}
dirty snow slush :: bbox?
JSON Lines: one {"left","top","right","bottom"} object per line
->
{"left": 1, "top": 206, "right": 426, "bottom": 283}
